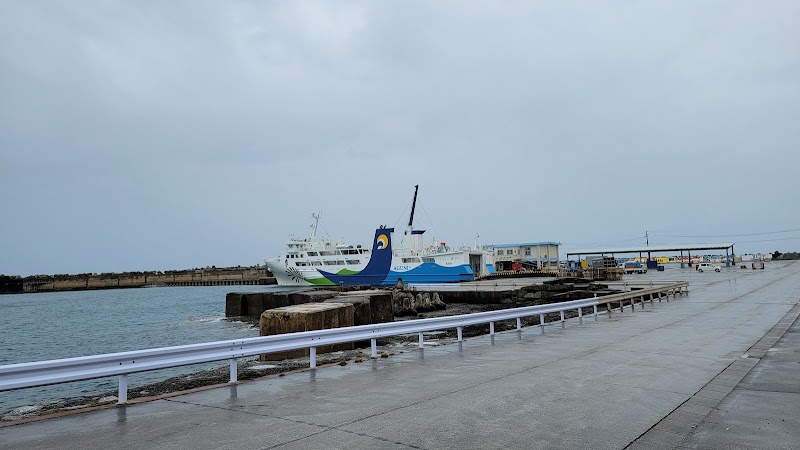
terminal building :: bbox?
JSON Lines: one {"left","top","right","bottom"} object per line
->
{"left": 490, "top": 242, "right": 561, "bottom": 271}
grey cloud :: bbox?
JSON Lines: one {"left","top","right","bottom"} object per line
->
{"left": 1, "top": 1, "right": 798, "bottom": 275}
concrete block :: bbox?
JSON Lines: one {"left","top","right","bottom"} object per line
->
{"left": 247, "top": 293, "right": 269, "bottom": 317}
{"left": 227, "top": 290, "right": 332, "bottom": 317}
{"left": 259, "top": 302, "right": 354, "bottom": 360}
{"left": 225, "top": 292, "right": 248, "bottom": 316}
{"left": 326, "top": 291, "right": 394, "bottom": 325}
{"left": 289, "top": 290, "right": 338, "bottom": 303}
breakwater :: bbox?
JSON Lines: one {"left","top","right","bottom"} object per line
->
{"left": 17, "top": 266, "right": 274, "bottom": 293}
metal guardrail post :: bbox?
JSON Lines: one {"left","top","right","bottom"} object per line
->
{"left": 490, "top": 322, "right": 495, "bottom": 335}
{"left": 516, "top": 318, "right": 521, "bottom": 330}
{"left": 371, "top": 339, "right": 378, "bottom": 358}
{"left": 229, "top": 358, "right": 238, "bottom": 383}
{"left": 118, "top": 375, "right": 128, "bottom": 404}
{"left": 560, "top": 310, "right": 565, "bottom": 328}
{"left": 593, "top": 305, "right": 598, "bottom": 321}
{"left": 310, "top": 347, "right": 317, "bottom": 368}
{"left": 418, "top": 332, "right": 424, "bottom": 349}
{"left": 578, "top": 307, "right": 583, "bottom": 324}
{"left": 539, "top": 314, "right": 545, "bottom": 334}
{"left": 457, "top": 327, "right": 463, "bottom": 342}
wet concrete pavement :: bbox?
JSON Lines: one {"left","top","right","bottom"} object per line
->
{"left": 2, "top": 261, "right": 799, "bottom": 449}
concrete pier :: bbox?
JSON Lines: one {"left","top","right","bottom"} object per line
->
{"left": 2, "top": 262, "right": 799, "bottom": 449}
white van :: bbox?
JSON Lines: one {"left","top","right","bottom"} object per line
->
{"left": 697, "top": 263, "right": 721, "bottom": 273}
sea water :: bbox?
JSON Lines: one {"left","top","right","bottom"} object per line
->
{"left": 0, "top": 285, "right": 291, "bottom": 414}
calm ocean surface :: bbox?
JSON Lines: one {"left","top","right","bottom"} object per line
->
{"left": 0, "top": 285, "right": 292, "bottom": 414}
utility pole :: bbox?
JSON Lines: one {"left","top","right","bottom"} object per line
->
{"left": 646, "top": 230, "right": 651, "bottom": 264}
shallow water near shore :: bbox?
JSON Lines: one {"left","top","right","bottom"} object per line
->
{"left": 0, "top": 285, "right": 292, "bottom": 415}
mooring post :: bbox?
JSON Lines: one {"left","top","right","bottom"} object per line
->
{"left": 310, "top": 347, "right": 317, "bottom": 369}
{"left": 118, "top": 374, "right": 128, "bottom": 404}
{"left": 229, "top": 358, "right": 238, "bottom": 383}
{"left": 371, "top": 338, "right": 378, "bottom": 358}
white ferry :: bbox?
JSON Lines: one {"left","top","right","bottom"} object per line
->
{"left": 265, "top": 186, "right": 496, "bottom": 286}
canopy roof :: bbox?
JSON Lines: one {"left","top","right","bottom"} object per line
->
{"left": 566, "top": 243, "right": 735, "bottom": 256}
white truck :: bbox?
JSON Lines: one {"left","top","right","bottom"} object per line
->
{"left": 623, "top": 261, "right": 647, "bottom": 274}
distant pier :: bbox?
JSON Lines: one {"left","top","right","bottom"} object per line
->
{"left": 14, "top": 267, "right": 274, "bottom": 294}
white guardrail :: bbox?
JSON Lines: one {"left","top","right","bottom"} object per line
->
{"left": 0, "top": 282, "right": 688, "bottom": 405}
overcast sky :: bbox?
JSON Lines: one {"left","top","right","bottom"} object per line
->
{"left": 1, "top": 1, "right": 798, "bottom": 276}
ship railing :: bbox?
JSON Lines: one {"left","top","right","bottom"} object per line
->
{"left": 0, "top": 282, "right": 688, "bottom": 406}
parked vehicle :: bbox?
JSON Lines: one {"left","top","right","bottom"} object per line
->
{"left": 623, "top": 261, "right": 647, "bottom": 274}
{"left": 697, "top": 263, "right": 721, "bottom": 273}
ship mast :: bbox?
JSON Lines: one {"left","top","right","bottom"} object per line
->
{"left": 406, "top": 185, "right": 419, "bottom": 235}
{"left": 310, "top": 212, "right": 321, "bottom": 238}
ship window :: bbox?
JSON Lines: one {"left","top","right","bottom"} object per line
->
{"left": 320, "top": 251, "right": 335, "bottom": 256}
{"left": 346, "top": 259, "right": 360, "bottom": 265}
{"left": 422, "top": 257, "right": 435, "bottom": 263}
{"left": 402, "top": 257, "right": 421, "bottom": 264}
{"left": 311, "top": 261, "right": 322, "bottom": 266}
{"left": 323, "top": 261, "right": 338, "bottom": 265}
{"left": 307, "top": 252, "right": 318, "bottom": 256}
{"left": 363, "top": 249, "right": 370, "bottom": 254}
{"left": 336, "top": 260, "right": 345, "bottom": 265}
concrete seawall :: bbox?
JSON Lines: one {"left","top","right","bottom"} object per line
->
{"left": 19, "top": 267, "right": 273, "bottom": 293}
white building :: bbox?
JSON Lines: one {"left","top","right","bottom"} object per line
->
{"left": 490, "top": 242, "right": 561, "bottom": 270}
